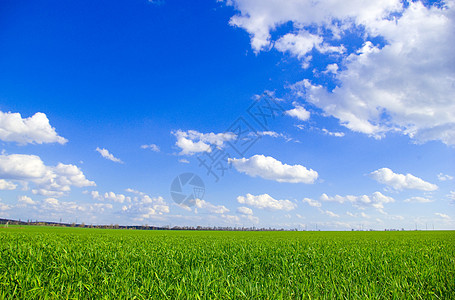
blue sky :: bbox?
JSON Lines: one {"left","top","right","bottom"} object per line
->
{"left": 0, "top": 0, "right": 454, "bottom": 230}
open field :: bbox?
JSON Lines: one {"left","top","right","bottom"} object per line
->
{"left": 0, "top": 226, "right": 454, "bottom": 299}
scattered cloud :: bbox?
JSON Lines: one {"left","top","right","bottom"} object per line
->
{"left": 141, "top": 144, "right": 160, "bottom": 152}
{"left": 0, "top": 179, "right": 16, "bottom": 190}
{"left": 17, "top": 195, "right": 36, "bottom": 205}
{"left": 0, "top": 200, "right": 11, "bottom": 211}
{"left": 435, "top": 212, "right": 450, "bottom": 220}
{"left": 96, "top": 147, "right": 123, "bottom": 163}
{"left": 404, "top": 196, "right": 433, "bottom": 203}
{"left": 323, "top": 63, "right": 339, "bottom": 74}
{"left": 322, "top": 128, "right": 345, "bottom": 137}
{"left": 0, "top": 111, "right": 67, "bottom": 145}
{"left": 324, "top": 210, "right": 339, "bottom": 218}
{"left": 172, "top": 130, "right": 236, "bottom": 155}
{"left": 195, "top": 199, "right": 230, "bottom": 214}
{"left": 257, "top": 131, "right": 295, "bottom": 142}
{"left": 226, "top": 0, "right": 455, "bottom": 145}
{"left": 91, "top": 191, "right": 132, "bottom": 203}
{"left": 225, "top": 0, "right": 401, "bottom": 53}
{"left": 121, "top": 193, "right": 170, "bottom": 221}
{"left": 237, "top": 193, "right": 296, "bottom": 211}
{"left": 438, "top": 173, "right": 453, "bottom": 181}
{"left": 285, "top": 102, "right": 310, "bottom": 121}
{"left": 178, "top": 158, "right": 190, "bottom": 164}
{"left": 320, "top": 191, "right": 394, "bottom": 211}
{"left": 0, "top": 153, "right": 95, "bottom": 197}
{"left": 302, "top": 197, "right": 321, "bottom": 207}
{"left": 369, "top": 168, "right": 438, "bottom": 191}
{"left": 229, "top": 154, "right": 318, "bottom": 184}
{"left": 237, "top": 206, "right": 253, "bottom": 215}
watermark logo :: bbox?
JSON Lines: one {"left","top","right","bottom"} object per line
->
{"left": 170, "top": 173, "right": 205, "bottom": 207}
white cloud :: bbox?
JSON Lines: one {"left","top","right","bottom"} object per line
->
{"left": 90, "top": 190, "right": 133, "bottom": 203}
{"left": 320, "top": 191, "right": 394, "bottom": 210}
{"left": 104, "top": 192, "right": 131, "bottom": 203}
{"left": 0, "top": 200, "right": 10, "bottom": 211}
{"left": 324, "top": 210, "right": 339, "bottom": 218}
{"left": 17, "top": 195, "right": 36, "bottom": 205}
{"left": 369, "top": 168, "right": 438, "bottom": 191}
{"left": 448, "top": 191, "right": 455, "bottom": 201}
{"left": 121, "top": 194, "right": 170, "bottom": 221}
{"left": 438, "top": 173, "right": 454, "bottom": 181}
{"left": 229, "top": 154, "right": 318, "bottom": 184}
{"left": 225, "top": 0, "right": 402, "bottom": 52}
{"left": 435, "top": 212, "right": 450, "bottom": 220}
{"left": 285, "top": 102, "right": 310, "bottom": 121}
{"left": 141, "top": 144, "right": 160, "bottom": 152}
{"left": 257, "top": 131, "right": 294, "bottom": 142}
{"left": 41, "top": 197, "right": 87, "bottom": 214}
{"left": 0, "top": 111, "right": 67, "bottom": 145}
{"left": 96, "top": 147, "right": 123, "bottom": 163}
{"left": 0, "top": 179, "right": 16, "bottom": 190}
{"left": 237, "top": 193, "right": 296, "bottom": 211}
{"left": 274, "top": 31, "right": 321, "bottom": 58}
{"left": 324, "top": 63, "right": 339, "bottom": 74}
{"left": 404, "top": 196, "right": 433, "bottom": 203}
{"left": 302, "top": 197, "right": 321, "bottom": 208}
{"left": 299, "top": 2, "right": 455, "bottom": 144}
{"left": 172, "top": 130, "right": 236, "bottom": 155}
{"left": 322, "top": 128, "right": 345, "bottom": 137}
{"left": 195, "top": 199, "right": 230, "bottom": 214}
{"left": 178, "top": 158, "right": 190, "bottom": 164}
{"left": 121, "top": 188, "right": 170, "bottom": 220}
{"left": 237, "top": 206, "right": 253, "bottom": 215}
{"left": 226, "top": 1, "right": 455, "bottom": 145}
{"left": 0, "top": 153, "right": 95, "bottom": 197}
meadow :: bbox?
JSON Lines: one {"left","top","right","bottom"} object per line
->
{"left": 0, "top": 226, "right": 454, "bottom": 299}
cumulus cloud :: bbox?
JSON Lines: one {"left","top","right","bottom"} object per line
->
{"left": 0, "top": 153, "right": 95, "bottom": 197}
{"left": 103, "top": 191, "right": 131, "bottom": 203}
{"left": 321, "top": 129, "right": 345, "bottom": 137}
{"left": 324, "top": 210, "right": 339, "bottom": 218}
{"left": 225, "top": 0, "right": 402, "bottom": 52}
{"left": 285, "top": 102, "right": 310, "bottom": 121}
{"left": 257, "top": 131, "right": 294, "bottom": 142}
{"left": 121, "top": 188, "right": 170, "bottom": 221}
{"left": 302, "top": 197, "right": 322, "bottom": 207}
{"left": 237, "top": 206, "right": 253, "bottom": 215}
{"left": 229, "top": 154, "right": 318, "bottom": 184}
{"left": 121, "top": 194, "right": 170, "bottom": 221}
{"left": 237, "top": 193, "right": 296, "bottom": 211}
{"left": 369, "top": 168, "right": 438, "bottom": 191}
{"left": 96, "top": 147, "right": 123, "bottom": 163}
{"left": 438, "top": 173, "right": 454, "bottom": 181}
{"left": 141, "top": 144, "right": 160, "bottom": 152}
{"left": 320, "top": 191, "right": 394, "bottom": 211}
{"left": 0, "top": 200, "right": 11, "bottom": 211}
{"left": 0, "top": 111, "right": 67, "bottom": 145}
{"left": 404, "top": 196, "right": 433, "bottom": 203}
{"left": 435, "top": 212, "right": 450, "bottom": 220}
{"left": 195, "top": 199, "right": 230, "bottom": 214}
{"left": 225, "top": 0, "right": 455, "bottom": 145}
{"left": 172, "top": 130, "right": 236, "bottom": 155}
{"left": 17, "top": 195, "right": 36, "bottom": 205}
{"left": 0, "top": 179, "right": 16, "bottom": 190}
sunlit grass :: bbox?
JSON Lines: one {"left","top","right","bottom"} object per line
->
{"left": 0, "top": 226, "right": 454, "bottom": 299}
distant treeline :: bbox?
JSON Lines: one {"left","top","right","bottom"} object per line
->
{"left": 0, "top": 218, "right": 293, "bottom": 231}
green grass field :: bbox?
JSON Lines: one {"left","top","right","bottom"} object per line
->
{"left": 0, "top": 226, "right": 454, "bottom": 299}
